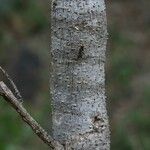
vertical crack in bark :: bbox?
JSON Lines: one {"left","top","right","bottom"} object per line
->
{"left": 77, "top": 45, "right": 84, "bottom": 60}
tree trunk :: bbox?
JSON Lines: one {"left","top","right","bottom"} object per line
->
{"left": 50, "top": 0, "right": 110, "bottom": 149}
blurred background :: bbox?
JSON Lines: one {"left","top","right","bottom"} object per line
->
{"left": 0, "top": 0, "right": 149, "bottom": 149}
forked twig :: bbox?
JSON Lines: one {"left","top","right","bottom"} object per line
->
{"left": 0, "top": 67, "right": 63, "bottom": 149}
{"left": 0, "top": 66, "right": 23, "bottom": 102}
{"left": 0, "top": 81, "right": 64, "bottom": 150}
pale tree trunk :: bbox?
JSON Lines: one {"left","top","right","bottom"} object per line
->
{"left": 50, "top": 0, "right": 110, "bottom": 149}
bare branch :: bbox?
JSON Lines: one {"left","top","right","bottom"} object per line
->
{"left": 0, "top": 81, "right": 64, "bottom": 150}
{"left": 0, "top": 66, "right": 23, "bottom": 102}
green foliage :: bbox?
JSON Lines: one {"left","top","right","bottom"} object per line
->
{"left": 0, "top": 0, "right": 48, "bottom": 43}
{"left": 0, "top": 1, "right": 50, "bottom": 149}
{"left": 21, "top": 1, "right": 48, "bottom": 34}
{"left": 143, "top": 86, "right": 150, "bottom": 107}
{"left": 0, "top": 96, "right": 50, "bottom": 150}
{"left": 107, "top": 31, "right": 137, "bottom": 104}
{"left": 110, "top": 30, "right": 136, "bottom": 85}
{"left": 108, "top": 14, "right": 150, "bottom": 149}
{"left": 0, "top": 97, "right": 23, "bottom": 149}
{"left": 111, "top": 128, "right": 133, "bottom": 150}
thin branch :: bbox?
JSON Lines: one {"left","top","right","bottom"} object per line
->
{"left": 0, "top": 66, "right": 23, "bottom": 102}
{"left": 0, "top": 81, "right": 64, "bottom": 150}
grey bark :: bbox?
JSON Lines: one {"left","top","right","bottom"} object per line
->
{"left": 50, "top": 0, "right": 110, "bottom": 149}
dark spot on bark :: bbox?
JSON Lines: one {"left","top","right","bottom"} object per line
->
{"left": 101, "top": 125, "right": 104, "bottom": 128}
{"left": 93, "top": 116, "right": 101, "bottom": 123}
{"left": 53, "top": 1, "right": 57, "bottom": 9}
{"left": 77, "top": 45, "right": 84, "bottom": 59}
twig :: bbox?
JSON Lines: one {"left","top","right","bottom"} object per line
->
{"left": 0, "top": 81, "right": 64, "bottom": 150}
{"left": 0, "top": 66, "right": 23, "bottom": 102}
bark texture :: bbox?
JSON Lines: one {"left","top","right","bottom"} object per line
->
{"left": 51, "top": 0, "right": 110, "bottom": 149}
